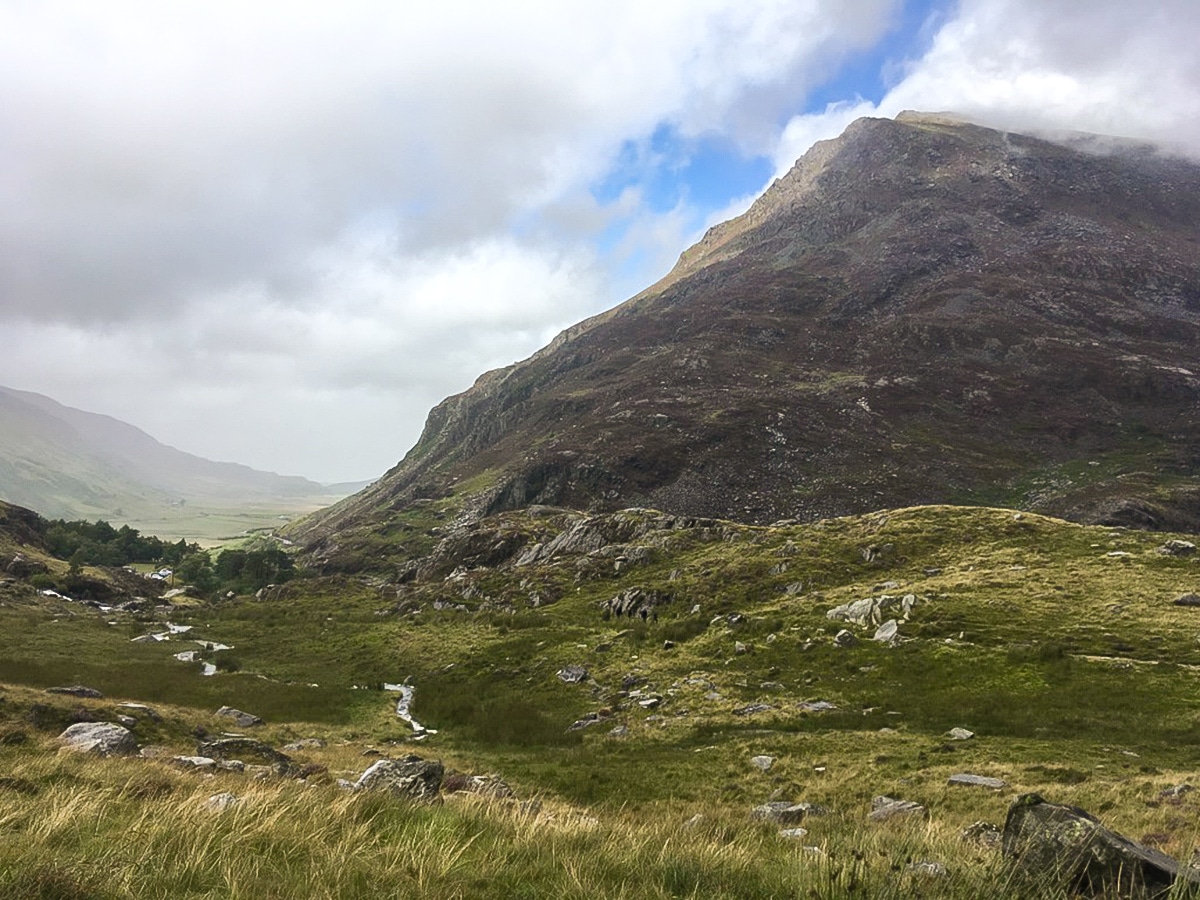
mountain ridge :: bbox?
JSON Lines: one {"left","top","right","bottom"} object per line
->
{"left": 292, "top": 112, "right": 1200, "bottom": 566}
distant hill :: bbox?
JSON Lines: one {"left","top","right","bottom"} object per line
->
{"left": 294, "top": 112, "right": 1200, "bottom": 567}
{"left": 0, "top": 385, "right": 352, "bottom": 526}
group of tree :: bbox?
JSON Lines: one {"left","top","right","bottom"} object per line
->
{"left": 45, "top": 519, "right": 199, "bottom": 568}
{"left": 174, "top": 545, "right": 295, "bottom": 596}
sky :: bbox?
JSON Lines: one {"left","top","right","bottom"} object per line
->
{"left": 2, "top": 0, "right": 1198, "bottom": 484}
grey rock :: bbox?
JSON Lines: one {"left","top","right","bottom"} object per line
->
{"left": 116, "top": 702, "right": 161, "bottom": 722}
{"left": 734, "top": 641, "right": 748, "bottom": 654}
{"left": 170, "top": 755, "right": 216, "bottom": 770}
{"left": 283, "top": 738, "right": 326, "bottom": 751}
{"left": 608, "top": 725, "right": 628, "bottom": 737}
{"left": 215, "top": 706, "right": 262, "bottom": 727}
{"left": 46, "top": 685, "right": 104, "bottom": 699}
{"left": 354, "top": 755, "right": 444, "bottom": 801}
{"left": 752, "top": 802, "right": 808, "bottom": 825}
{"left": 197, "top": 737, "right": 294, "bottom": 775}
{"left": 948, "top": 727, "right": 975, "bottom": 741}
{"left": 949, "top": 773, "right": 1008, "bottom": 789}
{"left": 204, "top": 792, "right": 240, "bottom": 812}
{"left": 873, "top": 619, "right": 899, "bottom": 644}
{"left": 834, "top": 629, "right": 857, "bottom": 648}
{"left": 116, "top": 715, "right": 137, "bottom": 728}
{"left": 683, "top": 813, "right": 704, "bottom": 828}
{"left": 1173, "top": 593, "right": 1200, "bottom": 607}
{"left": 556, "top": 665, "right": 589, "bottom": 684}
{"left": 732, "top": 703, "right": 774, "bottom": 716}
{"left": 961, "top": 820, "right": 1002, "bottom": 848}
{"left": 870, "top": 795, "right": 926, "bottom": 822}
{"left": 58, "top": 722, "right": 138, "bottom": 757}
{"left": 909, "top": 861, "right": 948, "bottom": 877}
{"left": 1003, "top": 793, "right": 1200, "bottom": 897}
{"left": 750, "top": 755, "right": 775, "bottom": 772}
{"left": 797, "top": 700, "right": 837, "bottom": 713}
{"left": 779, "top": 827, "right": 809, "bottom": 839}
{"left": 1160, "top": 540, "right": 1197, "bottom": 557}
{"left": 1159, "top": 783, "right": 1194, "bottom": 801}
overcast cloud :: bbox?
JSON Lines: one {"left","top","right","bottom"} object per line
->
{"left": 2, "top": 0, "right": 1197, "bottom": 482}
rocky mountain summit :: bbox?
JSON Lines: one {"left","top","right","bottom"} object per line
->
{"left": 294, "top": 112, "right": 1200, "bottom": 566}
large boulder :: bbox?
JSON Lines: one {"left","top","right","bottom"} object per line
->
{"left": 354, "top": 755, "right": 444, "bottom": 801}
{"left": 1003, "top": 793, "right": 1200, "bottom": 898}
{"left": 58, "top": 722, "right": 138, "bottom": 757}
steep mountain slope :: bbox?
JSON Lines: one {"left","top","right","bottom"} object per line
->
{"left": 0, "top": 385, "right": 330, "bottom": 521}
{"left": 295, "top": 112, "right": 1200, "bottom": 564}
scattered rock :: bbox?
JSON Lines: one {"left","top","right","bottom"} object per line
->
{"left": 215, "top": 706, "right": 262, "bottom": 728}
{"left": 283, "top": 738, "right": 326, "bottom": 751}
{"left": 752, "top": 802, "right": 826, "bottom": 824}
{"left": 750, "top": 755, "right": 774, "bottom": 772}
{"left": 797, "top": 700, "right": 837, "bottom": 713}
{"left": 870, "top": 795, "right": 926, "bottom": 822}
{"left": 443, "top": 772, "right": 514, "bottom": 798}
{"left": 1003, "top": 793, "right": 1200, "bottom": 897}
{"left": 556, "top": 665, "right": 589, "bottom": 684}
{"left": 197, "top": 737, "right": 294, "bottom": 775}
{"left": 638, "top": 697, "right": 662, "bottom": 710}
{"left": 779, "top": 827, "right": 809, "bottom": 839}
{"left": 1159, "top": 540, "right": 1197, "bottom": 557}
{"left": 170, "top": 755, "right": 216, "bottom": 771}
{"left": 873, "top": 619, "right": 899, "bottom": 644}
{"left": 961, "top": 821, "right": 1002, "bottom": 848}
{"left": 353, "top": 755, "right": 444, "bottom": 802}
{"left": 949, "top": 773, "right": 1008, "bottom": 789}
{"left": 683, "top": 813, "right": 704, "bottom": 828}
{"left": 567, "top": 712, "right": 609, "bottom": 731}
{"left": 732, "top": 703, "right": 774, "bottom": 716}
{"left": 662, "top": 640, "right": 675, "bottom": 650}
{"left": 734, "top": 641, "right": 748, "bottom": 654}
{"left": 908, "top": 861, "right": 948, "bottom": 877}
{"left": 834, "top": 629, "right": 857, "bottom": 648}
{"left": 204, "top": 792, "right": 240, "bottom": 812}
{"left": 58, "top": 722, "right": 138, "bottom": 757}
{"left": 46, "top": 685, "right": 104, "bottom": 699}
{"left": 1173, "top": 593, "right": 1200, "bottom": 607}
{"left": 948, "top": 727, "right": 975, "bottom": 741}
{"left": 1159, "top": 783, "right": 1194, "bottom": 802}
{"left": 608, "top": 725, "right": 628, "bottom": 737}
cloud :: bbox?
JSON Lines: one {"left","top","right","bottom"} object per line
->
{"left": 773, "top": 0, "right": 1200, "bottom": 177}
{"left": 4, "top": 0, "right": 1197, "bottom": 484}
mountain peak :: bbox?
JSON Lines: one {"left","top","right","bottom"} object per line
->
{"left": 293, "top": 114, "right": 1200, "bottom": 567}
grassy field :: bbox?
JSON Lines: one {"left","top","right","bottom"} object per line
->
{"left": 4, "top": 505, "right": 1200, "bottom": 896}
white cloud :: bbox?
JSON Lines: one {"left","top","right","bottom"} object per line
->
{"left": 4, "top": 0, "right": 1198, "bottom": 484}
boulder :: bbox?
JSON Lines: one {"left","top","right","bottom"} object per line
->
{"left": 1003, "top": 793, "right": 1200, "bottom": 898}
{"left": 948, "top": 727, "right": 975, "bottom": 741}
{"left": 354, "top": 755, "right": 444, "bottom": 801}
{"left": 749, "top": 755, "right": 775, "bottom": 772}
{"left": 873, "top": 619, "right": 899, "bottom": 644}
{"left": 58, "top": 722, "right": 138, "bottom": 757}
{"left": 1173, "top": 593, "right": 1200, "bottom": 608}
{"left": 834, "top": 629, "right": 857, "bottom": 648}
{"left": 215, "top": 706, "right": 262, "bottom": 727}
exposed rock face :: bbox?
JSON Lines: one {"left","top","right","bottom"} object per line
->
{"left": 294, "top": 113, "right": 1200, "bottom": 569}
{"left": 58, "top": 722, "right": 138, "bottom": 757}
{"left": 1003, "top": 793, "right": 1200, "bottom": 897}
{"left": 354, "top": 756, "right": 444, "bottom": 801}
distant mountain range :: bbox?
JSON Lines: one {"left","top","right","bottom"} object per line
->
{"left": 295, "top": 112, "right": 1200, "bottom": 568}
{"left": 0, "top": 385, "right": 364, "bottom": 523}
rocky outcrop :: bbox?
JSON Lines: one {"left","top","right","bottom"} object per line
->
{"left": 1003, "top": 793, "right": 1200, "bottom": 897}
{"left": 215, "top": 706, "right": 262, "bottom": 727}
{"left": 197, "top": 737, "right": 294, "bottom": 776}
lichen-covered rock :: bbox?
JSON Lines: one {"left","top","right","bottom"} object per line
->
{"left": 58, "top": 722, "right": 138, "bottom": 757}
{"left": 1003, "top": 793, "right": 1200, "bottom": 898}
{"left": 751, "top": 802, "right": 826, "bottom": 825}
{"left": 197, "top": 737, "right": 294, "bottom": 775}
{"left": 354, "top": 755, "right": 444, "bottom": 801}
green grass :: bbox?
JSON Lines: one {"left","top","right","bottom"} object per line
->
{"left": 5, "top": 503, "right": 1200, "bottom": 896}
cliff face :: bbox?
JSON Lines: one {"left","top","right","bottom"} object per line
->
{"left": 295, "top": 113, "right": 1200, "bottom": 556}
